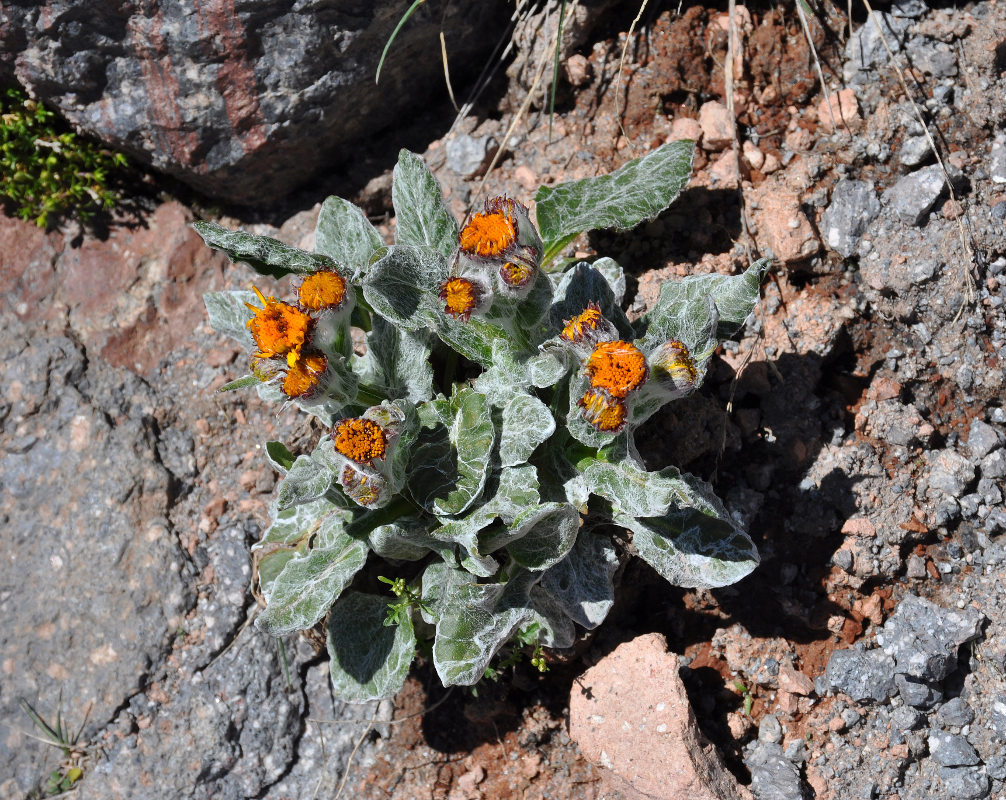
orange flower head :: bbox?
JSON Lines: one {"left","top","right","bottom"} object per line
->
{"left": 298, "top": 269, "right": 348, "bottom": 311}
{"left": 245, "top": 286, "right": 311, "bottom": 365}
{"left": 440, "top": 276, "right": 483, "bottom": 321}
{"left": 499, "top": 259, "right": 535, "bottom": 289}
{"left": 561, "top": 302, "right": 606, "bottom": 343}
{"left": 282, "top": 353, "right": 328, "bottom": 398}
{"left": 459, "top": 198, "right": 518, "bottom": 258}
{"left": 585, "top": 340, "right": 648, "bottom": 399}
{"left": 341, "top": 465, "right": 382, "bottom": 506}
{"left": 578, "top": 388, "right": 628, "bottom": 432}
{"left": 333, "top": 417, "right": 388, "bottom": 464}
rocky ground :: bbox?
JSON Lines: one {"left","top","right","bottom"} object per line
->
{"left": 2, "top": 1, "right": 1005, "bottom": 799}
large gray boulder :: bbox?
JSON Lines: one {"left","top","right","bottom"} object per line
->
{"left": 0, "top": 1, "right": 509, "bottom": 204}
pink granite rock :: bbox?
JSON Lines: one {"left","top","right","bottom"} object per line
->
{"left": 569, "top": 633, "right": 752, "bottom": 800}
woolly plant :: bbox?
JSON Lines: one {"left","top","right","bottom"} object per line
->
{"left": 196, "top": 142, "right": 768, "bottom": 700}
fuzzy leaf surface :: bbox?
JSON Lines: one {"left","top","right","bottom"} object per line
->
{"left": 538, "top": 531, "right": 619, "bottom": 629}
{"left": 257, "top": 525, "right": 368, "bottom": 636}
{"left": 638, "top": 258, "right": 770, "bottom": 352}
{"left": 616, "top": 475, "right": 759, "bottom": 589}
{"left": 534, "top": 141, "right": 694, "bottom": 260}
{"left": 500, "top": 393, "right": 555, "bottom": 467}
{"left": 356, "top": 316, "right": 434, "bottom": 404}
{"left": 433, "top": 570, "right": 538, "bottom": 686}
{"left": 362, "top": 245, "right": 445, "bottom": 331}
{"left": 327, "top": 592, "right": 416, "bottom": 702}
{"left": 505, "top": 502, "right": 580, "bottom": 571}
{"left": 408, "top": 388, "right": 495, "bottom": 516}
{"left": 582, "top": 461, "right": 694, "bottom": 518}
{"left": 275, "top": 454, "right": 335, "bottom": 511}
{"left": 315, "top": 196, "right": 385, "bottom": 274}
{"left": 203, "top": 291, "right": 255, "bottom": 347}
{"left": 392, "top": 149, "right": 459, "bottom": 257}
{"left": 193, "top": 221, "right": 335, "bottom": 278}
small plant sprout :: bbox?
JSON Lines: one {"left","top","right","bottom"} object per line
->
{"left": 196, "top": 141, "right": 769, "bottom": 701}
{"left": 18, "top": 695, "right": 91, "bottom": 797}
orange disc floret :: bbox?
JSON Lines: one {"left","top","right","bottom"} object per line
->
{"left": 298, "top": 269, "right": 348, "bottom": 311}
{"left": 246, "top": 286, "right": 311, "bottom": 363}
{"left": 585, "top": 340, "right": 648, "bottom": 398}
{"left": 440, "top": 276, "right": 481, "bottom": 320}
{"left": 561, "top": 302, "right": 605, "bottom": 343}
{"left": 333, "top": 417, "right": 388, "bottom": 464}
{"left": 499, "top": 260, "right": 534, "bottom": 289}
{"left": 578, "top": 388, "right": 628, "bottom": 432}
{"left": 459, "top": 200, "right": 517, "bottom": 258}
{"left": 282, "top": 353, "right": 328, "bottom": 398}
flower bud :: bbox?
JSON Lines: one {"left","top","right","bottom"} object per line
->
{"left": 339, "top": 464, "right": 387, "bottom": 507}
{"left": 649, "top": 339, "right": 699, "bottom": 400}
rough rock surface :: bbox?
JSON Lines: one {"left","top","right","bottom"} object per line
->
{"left": 569, "top": 633, "right": 751, "bottom": 800}
{"left": 0, "top": 327, "right": 195, "bottom": 789}
{"left": 0, "top": 1, "right": 511, "bottom": 204}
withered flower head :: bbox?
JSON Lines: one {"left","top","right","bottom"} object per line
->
{"left": 650, "top": 339, "right": 698, "bottom": 399}
{"left": 578, "top": 388, "right": 628, "bottom": 433}
{"left": 282, "top": 352, "right": 328, "bottom": 399}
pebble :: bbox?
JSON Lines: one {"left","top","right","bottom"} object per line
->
{"left": 818, "top": 89, "right": 861, "bottom": 134}
{"left": 445, "top": 133, "right": 496, "bottom": 176}
{"left": 698, "top": 101, "right": 734, "bottom": 150}
{"left": 927, "top": 449, "right": 977, "bottom": 498}
{"left": 991, "top": 139, "right": 1006, "bottom": 184}
{"left": 820, "top": 179, "right": 881, "bottom": 258}
{"left": 824, "top": 648, "right": 897, "bottom": 703}
{"left": 930, "top": 731, "right": 983, "bottom": 767}
{"left": 844, "top": 11, "right": 912, "bottom": 79}
{"left": 884, "top": 165, "right": 950, "bottom": 226}
{"left": 939, "top": 767, "right": 992, "bottom": 800}
{"left": 939, "top": 697, "right": 977, "bottom": 727}
{"left": 895, "top": 674, "right": 943, "bottom": 708}
{"left": 900, "top": 134, "right": 933, "bottom": 167}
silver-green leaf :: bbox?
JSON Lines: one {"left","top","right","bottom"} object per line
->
{"left": 392, "top": 149, "right": 459, "bottom": 257}
{"left": 257, "top": 526, "right": 369, "bottom": 636}
{"left": 315, "top": 196, "right": 385, "bottom": 275}
{"left": 534, "top": 141, "right": 694, "bottom": 263}
{"left": 204, "top": 290, "right": 255, "bottom": 347}
{"left": 500, "top": 393, "right": 555, "bottom": 467}
{"left": 327, "top": 592, "right": 417, "bottom": 702}
{"left": 193, "top": 220, "right": 336, "bottom": 278}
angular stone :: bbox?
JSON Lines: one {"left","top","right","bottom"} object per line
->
{"left": 939, "top": 697, "right": 977, "bottom": 727}
{"left": 844, "top": 12, "right": 912, "bottom": 78}
{"left": 699, "top": 101, "right": 734, "bottom": 151}
{"left": 878, "top": 594, "right": 984, "bottom": 682}
{"left": 929, "top": 731, "right": 982, "bottom": 767}
{"left": 820, "top": 179, "right": 881, "bottom": 258}
{"left": 895, "top": 674, "right": 943, "bottom": 709}
{"left": 885, "top": 165, "right": 949, "bottom": 226}
{"left": 569, "top": 633, "right": 751, "bottom": 800}
{"left": 927, "top": 449, "right": 977, "bottom": 498}
{"left": 938, "top": 767, "right": 992, "bottom": 800}
{"left": 751, "top": 186, "right": 821, "bottom": 265}
{"left": 745, "top": 740, "right": 803, "bottom": 800}
{"left": 446, "top": 133, "right": 496, "bottom": 177}
{"left": 981, "top": 449, "right": 1006, "bottom": 479}
{"left": 824, "top": 648, "right": 897, "bottom": 703}
{"left": 967, "top": 419, "right": 1005, "bottom": 460}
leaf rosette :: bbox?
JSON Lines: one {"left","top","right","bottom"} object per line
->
{"left": 196, "top": 141, "right": 769, "bottom": 700}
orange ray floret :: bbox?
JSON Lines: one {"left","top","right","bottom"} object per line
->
{"left": 282, "top": 353, "right": 327, "bottom": 398}
{"left": 440, "top": 276, "right": 481, "bottom": 320}
{"left": 578, "top": 388, "right": 628, "bottom": 432}
{"left": 298, "top": 269, "right": 348, "bottom": 311}
{"left": 246, "top": 286, "right": 311, "bottom": 365}
{"left": 585, "top": 340, "right": 648, "bottom": 398}
{"left": 333, "top": 417, "right": 388, "bottom": 464}
{"left": 561, "top": 302, "right": 605, "bottom": 343}
{"left": 459, "top": 200, "right": 517, "bottom": 257}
